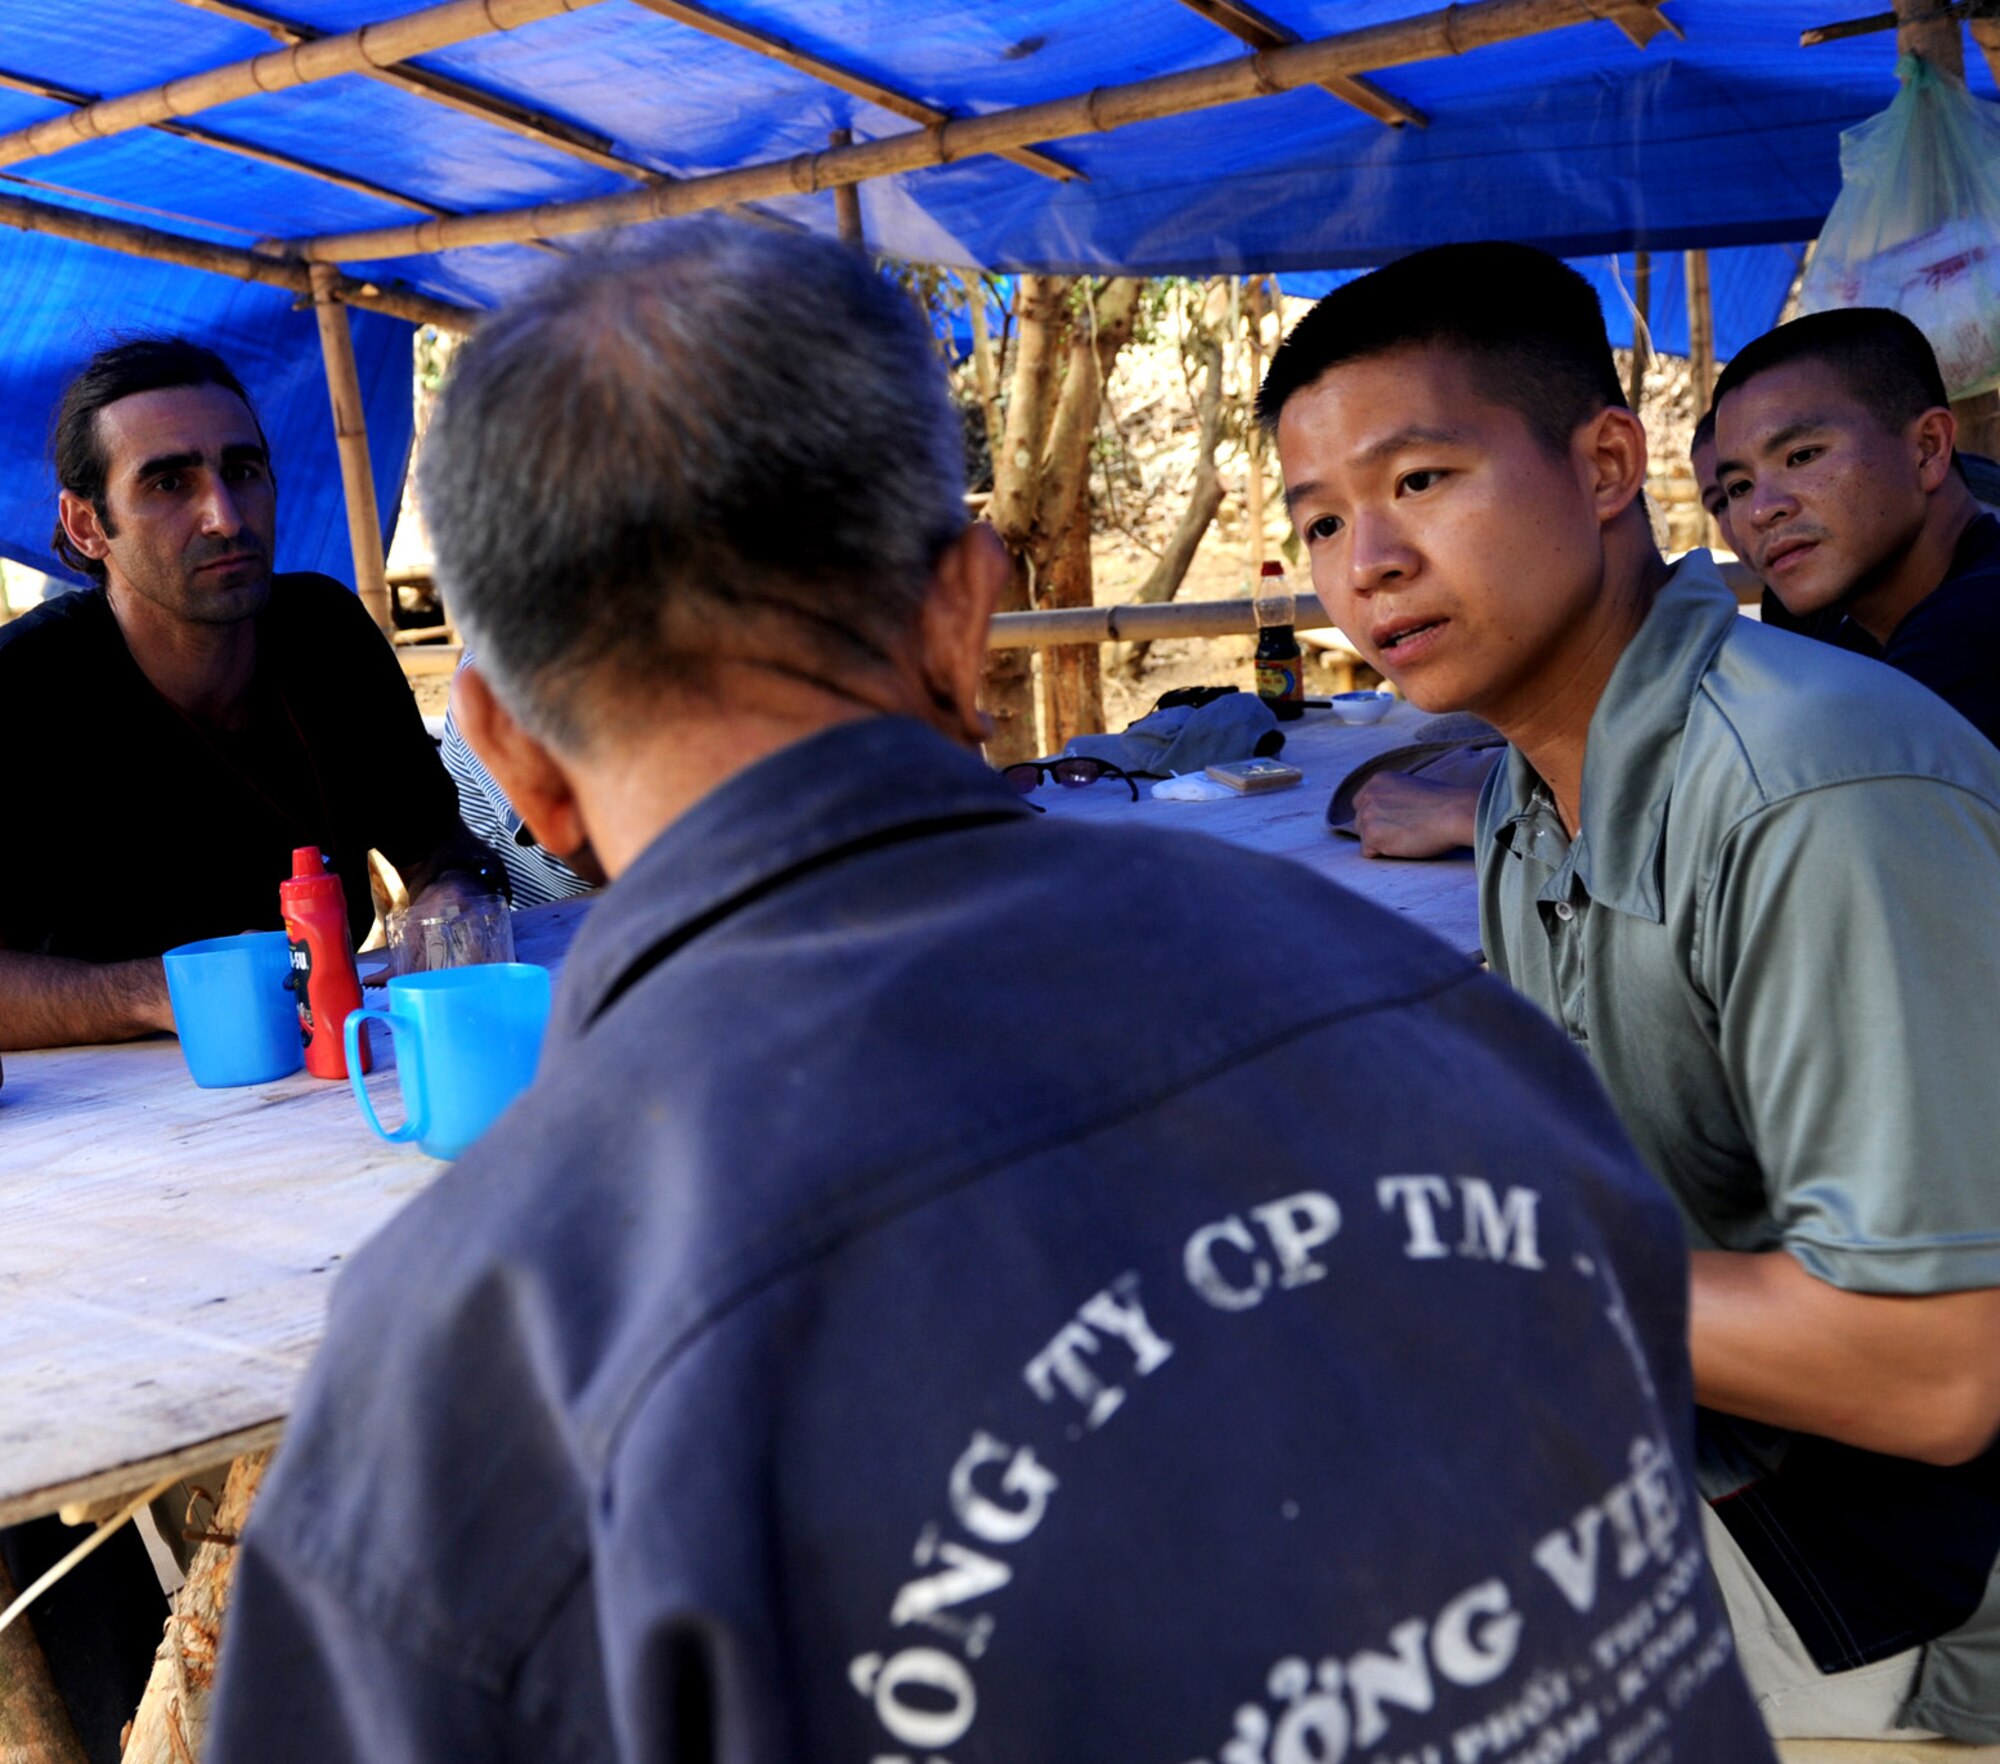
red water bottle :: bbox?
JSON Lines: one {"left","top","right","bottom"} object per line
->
{"left": 279, "top": 846, "right": 368, "bottom": 1079}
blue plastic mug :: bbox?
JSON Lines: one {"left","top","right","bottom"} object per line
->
{"left": 344, "top": 963, "right": 551, "bottom": 1160}
{"left": 162, "top": 930, "right": 304, "bottom": 1088}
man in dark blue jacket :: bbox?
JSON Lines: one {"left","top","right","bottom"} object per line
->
{"left": 206, "top": 223, "right": 1771, "bottom": 1763}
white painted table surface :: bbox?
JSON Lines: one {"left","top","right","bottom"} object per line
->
{"left": 1026, "top": 699, "right": 1482, "bottom": 957}
{"left": 0, "top": 895, "right": 592, "bottom": 1526}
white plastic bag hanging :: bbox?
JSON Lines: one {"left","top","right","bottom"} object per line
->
{"left": 1799, "top": 54, "right": 2000, "bottom": 399}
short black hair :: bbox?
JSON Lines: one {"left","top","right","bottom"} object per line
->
{"left": 50, "top": 337, "right": 266, "bottom": 584}
{"left": 1691, "top": 407, "right": 1716, "bottom": 456}
{"left": 1713, "top": 308, "right": 1950, "bottom": 437}
{"left": 1255, "top": 242, "right": 1628, "bottom": 455}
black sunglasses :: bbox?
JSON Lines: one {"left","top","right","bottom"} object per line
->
{"left": 1001, "top": 756, "right": 1141, "bottom": 807}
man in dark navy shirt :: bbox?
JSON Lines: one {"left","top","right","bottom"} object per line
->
{"left": 1712, "top": 308, "right": 2000, "bottom": 744}
{"left": 206, "top": 223, "right": 1771, "bottom": 1763}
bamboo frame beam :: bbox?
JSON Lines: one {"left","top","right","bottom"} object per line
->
{"left": 397, "top": 601, "right": 1347, "bottom": 664}
{"left": 291, "top": 0, "right": 1677, "bottom": 264}
{"left": 624, "top": 0, "right": 1077, "bottom": 181}
{"left": 311, "top": 263, "right": 394, "bottom": 633}
{"left": 988, "top": 591, "right": 1336, "bottom": 650}
{"left": 0, "top": 0, "right": 607, "bottom": 171}
{"left": 0, "top": 64, "right": 459, "bottom": 221}
{"left": 174, "top": 0, "right": 653, "bottom": 180}
{"left": 1685, "top": 246, "right": 1714, "bottom": 408}
{"left": 1168, "top": 0, "right": 1429, "bottom": 128}
{"left": 830, "top": 128, "right": 863, "bottom": 245}
{"left": 0, "top": 189, "right": 478, "bottom": 330}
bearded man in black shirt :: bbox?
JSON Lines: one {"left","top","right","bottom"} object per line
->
{"left": 0, "top": 338, "right": 499, "bottom": 1052}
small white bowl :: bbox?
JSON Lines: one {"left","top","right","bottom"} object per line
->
{"left": 1327, "top": 690, "right": 1396, "bottom": 725}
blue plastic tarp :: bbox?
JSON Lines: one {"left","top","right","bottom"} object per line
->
{"left": 0, "top": 1, "right": 1992, "bottom": 582}
{"left": 3, "top": 4, "right": 1988, "bottom": 304}
{"left": 1282, "top": 243, "right": 1810, "bottom": 360}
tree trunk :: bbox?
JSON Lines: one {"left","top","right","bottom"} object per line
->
{"left": 0, "top": 1559, "right": 90, "bottom": 1764}
{"left": 1119, "top": 299, "right": 1228, "bottom": 678}
{"left": 984, "top": 276, "right": 1141, "bottom": 756}
{"left": 984, "top": 275, "right": 1075, "bottom": 765}
{"left": 121, "top": 1451, "right": 270, "bottom": 1764}
{"left": 1036, "top": 474, "right": 1102, "bottom": 747}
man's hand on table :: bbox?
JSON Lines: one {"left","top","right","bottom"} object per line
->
{"left": 1690, "top": 1247, "right": 2000, "bottom": 1466}
{"left": 1351, "top": 773, "right": 1481, "bottom": 859}
{"left": 0, "top": 948, "right": 176, "bottom": 1051}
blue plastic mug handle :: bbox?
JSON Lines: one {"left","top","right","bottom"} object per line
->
{"left": 345, "top": 1007, "right": 429, "bottom": 1146}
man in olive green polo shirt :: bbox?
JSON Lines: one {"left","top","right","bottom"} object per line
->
{"left": 1262, "top": 242, "right": 2000, "bottom": 1744}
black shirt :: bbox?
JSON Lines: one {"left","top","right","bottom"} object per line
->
{"left": 0, "top": 574, "right": 464, "bottom": 961}
{"left": 1825, "top": 511, "right": 2000, "bottom": 747}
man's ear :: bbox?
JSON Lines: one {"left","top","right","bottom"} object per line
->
{"left": 916, "top": 522, "right": 1008, "bottom": 749}
{"left": 1913, "top": 406, "right": 1959, "bottom": 494}
{"left": 58, "top": 489, "right": 110, "bottom": 563}
{"left": 451, "top": 664, "right": 594, "bottom": 866}
{"left": 1581, "top": 405, "right": 1650, "bottom": 526}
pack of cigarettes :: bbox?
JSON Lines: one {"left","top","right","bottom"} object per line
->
{"left": 1204, "top": 758, "right": 1304, "bottom": 794}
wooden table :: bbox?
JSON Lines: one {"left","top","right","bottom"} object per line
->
{"left": 0, "top": 729, "right": 1478, "bottom": 1756}
{"left": 0, "top": 896, "right": 591, "bottom": 1530}
{"left": 0, "top": 715, "right": 1481, "bottom": 1527}
{"left": 1025, "top": 699, "right": 1482, "bottom": 958}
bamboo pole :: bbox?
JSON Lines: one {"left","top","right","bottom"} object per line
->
{"left": 1685, "top": 247, "right": 1714, "bottom": 410}
{"left": 0, "top": 191, "right": 477, "bottom": 332}
{"left": 0, "top": 0, "right": 605, "bottom": 169}
{"left": 830, "top": 130, "right": 863, "bottom": 248}
{"left": 989, "top": 590, "right": 1335, "bottom": 650}
{"left": 1626, "top": 249, "right": 1650, "bottom": 413}
{"left": 310, "top": 264, "right": 394, "bottom": 635}
{"left": 1894, "top": 0, "right": 1966, "bottom": 67}
{"left": 1167, "top": 0, "right": 1429, "bottom": 126}
{"left": 291, "top": 0, "right": 1674, "bottom": 264}
{"left": 175, "top": 0, "right": 647, "bottom": 180}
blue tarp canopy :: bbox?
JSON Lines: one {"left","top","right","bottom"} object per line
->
{"left": 1283, "top": 243, "right": 1813, "bottom": 360}
{"left": 0, "top": 1, "right": 1987, "bottom": 583}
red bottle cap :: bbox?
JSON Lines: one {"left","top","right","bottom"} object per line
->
{"left": 291, "top": 846, "right": 327, "bottom": 878}
{"left": 1260, "top": 560, "right": 1285, "bottom": 577}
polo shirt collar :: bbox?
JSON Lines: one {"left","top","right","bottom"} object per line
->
{"left": 1494, "top": 551, "right": 1740, "bottom": 925}
{"left": 553, "top": 715, "right": 1034, "bottom": 1039}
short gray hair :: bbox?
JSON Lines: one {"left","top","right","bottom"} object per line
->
{"left": 419, "top": 220, "right": 968, "bottom": 747}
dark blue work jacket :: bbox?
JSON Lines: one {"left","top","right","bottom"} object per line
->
{"left": 208, "top": 717, "right": 1772, "bottom": 1763}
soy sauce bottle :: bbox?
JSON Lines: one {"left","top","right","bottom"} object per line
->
{"left": 1252, "top": 559, "right": 1304, "bottom": 721}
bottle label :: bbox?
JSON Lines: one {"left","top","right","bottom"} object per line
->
{"left": 1256, "top": 659, "right": 1302, "bottom": 704}
{"left": 287, "top": 935, "right": 315, "bottom": 1043}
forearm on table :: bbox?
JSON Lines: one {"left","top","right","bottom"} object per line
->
{"left": 0, "top": 948, "right": 174, "bottom": 1051}
{"left": 1689, "top": 1247, "right": 2000, "bottom": 1466}
{"left": 1351, "top": 775, "right": 1482, "bottom": 859}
